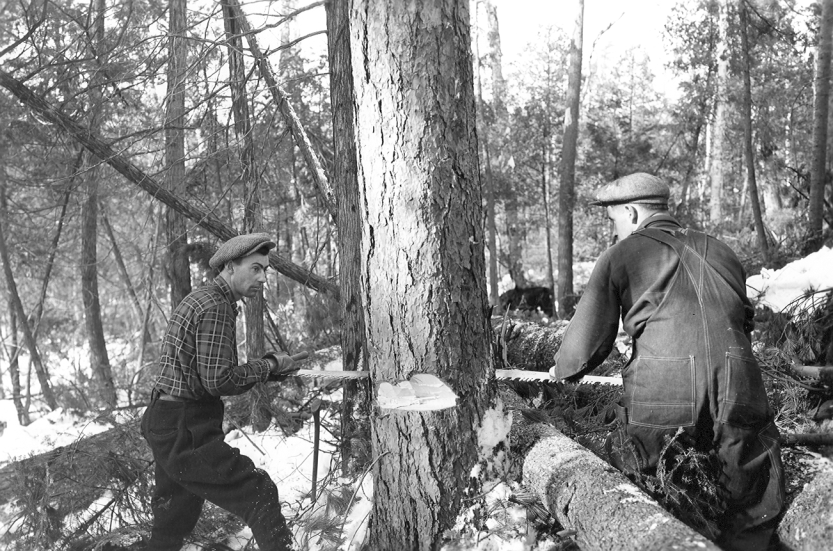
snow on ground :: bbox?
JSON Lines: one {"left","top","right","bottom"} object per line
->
{"left": 0, "top": 249, "right": 830, "bottom": 549}
{"left": 746, "top": 246, "right": 833, "bottom": 312}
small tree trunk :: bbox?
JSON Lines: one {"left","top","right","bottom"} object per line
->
{"left": 326, "top": 0, "right": 368, "bottom": 473}
{"left": 557, "top": 0, "right": 583, "bottom": 317}
{"left": 101, "top": 206, "right": 146, "bottom": 333}
{"left": 80, "top": 174, "right": 116, "bottom": 407}
{"left": 738, "top": 0, "right": 770, "bottom": 263}
{"left": 0, "top": 185, "right": 57, "bottom": 411}
{"left": 5, "top": 298, "right": 29, "bottom": 424}
{"left": 223, "top": 0, "right": 271, "bottom": 432}
{"left": 709, "top": 0, "right": 730, "bottom": 228}
{"left": 808, "top": 0, "right": 833, "bottom": 252}
{"left": 165, "top": 0, "right": 192, "bottom": 308}
{"left": 79, "top": 0, "right": 116, "bottom": 408}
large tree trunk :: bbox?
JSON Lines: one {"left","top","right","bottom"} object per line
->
{"left": 524, "top": 429, "right": 720, "bottom": 550}
{"left": 808, "top": 0, "right": 833, "bottom": 253}
{"left": 326, "top": 0, "right": 367, "bottom": 474}
{"left": 709, "top": 0, "right": 730, "bottom": 228}
{"left": 557, "top": 0, "right": 583, "bottom": 318}
{"left": 738, "top": 0, "right": 770, "bottom": 263}
{"left": 349, "top": 0, "right": 495, "bottom": 547}
{"left": 0, "top": 69, "right": 340, "bottom": 299}
{"left": 165, "top": 0, "right": 192, "bottom": 308}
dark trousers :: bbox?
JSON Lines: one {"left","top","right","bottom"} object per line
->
{"left": 607, "top": 407, "right": 784, "bottom": 551}
{"left": 141, "top": 394, "right": 292, "bottom": 551}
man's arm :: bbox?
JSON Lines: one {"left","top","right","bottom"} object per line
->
{"left": 551, "top": 251, "right": 621, "bottom": 380}
{"left": 195, "top": 303, "right": 273, "bottom": 396}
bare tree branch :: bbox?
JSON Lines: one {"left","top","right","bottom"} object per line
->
{"left": 0, "top": 68, "right": 341, "bottom": 300}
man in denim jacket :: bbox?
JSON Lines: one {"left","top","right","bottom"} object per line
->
{"left": 549, "top": 173, "right": 784, "bottom": 550}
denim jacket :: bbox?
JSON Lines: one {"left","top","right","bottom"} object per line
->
{"left": 553, "top": 213, "right": 769, "bottom": 429}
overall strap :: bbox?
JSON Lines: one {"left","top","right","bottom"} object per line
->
{"left": 634, "top": 227, "right": 746, "bottom": 302}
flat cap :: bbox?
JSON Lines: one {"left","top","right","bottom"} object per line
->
{"left": 209, "top": 233, "right": 276, "bottom": 269}
{"left": 590, "top": 172, "right": 670, "bottom": 206}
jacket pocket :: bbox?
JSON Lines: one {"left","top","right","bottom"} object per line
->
{"left": 719, "top": 352, "right": 768, "bottom": 427}
{"left": 629, "top": 355, "right": 696, "bottom": 428}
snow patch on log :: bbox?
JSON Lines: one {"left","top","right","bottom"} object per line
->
{"left": 376, "top": 374, "right": 457, "bottom": 411}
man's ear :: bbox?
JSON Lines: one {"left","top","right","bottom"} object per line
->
{"left": 627, "top": 205, "right": 639, "bottom": 225}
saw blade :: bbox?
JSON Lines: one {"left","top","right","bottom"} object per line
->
{"left": 289, "top": 368, "right": 622, "bottom": 386}
{"left": 495, "top": 369, "right": 622, "bottom": 386}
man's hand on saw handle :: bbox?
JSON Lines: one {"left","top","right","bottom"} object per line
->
{"left": 265, "top": 351, "right": 309, "bottom": 381}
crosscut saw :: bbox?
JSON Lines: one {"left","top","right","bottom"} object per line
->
{"left": 283, "top": 352, "right": 622, "bottom": 386}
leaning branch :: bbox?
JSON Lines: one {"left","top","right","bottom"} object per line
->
{"left": 225, "top": 0, "right": 338, "bottom": 221}
{"left": 0, "top": 69, "right": 340, "bottom": 300}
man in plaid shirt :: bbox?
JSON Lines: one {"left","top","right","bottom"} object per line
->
{"left": 140, "top": 233, "right": 297, "bottom": 551}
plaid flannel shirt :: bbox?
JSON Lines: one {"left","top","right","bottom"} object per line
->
{"left": 152, "top": 276, "right": 272, "bottom": 400}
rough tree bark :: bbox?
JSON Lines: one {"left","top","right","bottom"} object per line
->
{"left": 349, "top": 0, "right": 495, "bottom": 547}
{"left": 0, "top": 69, "right": 340, "bottom": 299}
{"left": 808, "top": 0, "right": 833, "bottom": 253}
{"left": 557, "top": 0, "right": 583, "bottom": 318}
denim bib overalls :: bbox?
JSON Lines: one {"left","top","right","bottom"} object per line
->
{"left": 616, "top": 227, "right": 784, "bottom": 548}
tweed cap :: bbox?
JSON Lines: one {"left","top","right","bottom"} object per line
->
{"left": 590, "top": 173, "right": 670, "bottom": 206}
{"left": 209, "top": 233, "right": 276, "bottom": 269}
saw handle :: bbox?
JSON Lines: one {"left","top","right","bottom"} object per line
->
{"left": 268, "top": 351, "right": 309, "bottom": 381}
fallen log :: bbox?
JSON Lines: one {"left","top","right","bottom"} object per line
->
{"left": 523, "top": 427, "right": 719, "bottom": 550}
{"left": 0, "top": 417, "right": 150, "bottom": 507}
{"left": 777, "top": 460, "right": 833, "bottom": 550}
{"left": 791, "top": 364, "right": 833, "bottom": 385}
{"left": 491, "top": 317, "right": 626, "bottom": 374}
{"left": 491, "top": 317, "right": 567, "bottom": 371}
{"left": 780, "top": 432, "right": 833, "bottom": 447}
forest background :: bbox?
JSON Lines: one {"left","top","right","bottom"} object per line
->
{"left": 1, "top": 0, "right": 833, "bottom": 548}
